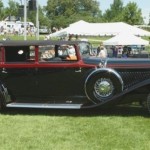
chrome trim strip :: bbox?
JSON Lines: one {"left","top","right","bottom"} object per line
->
{"left": 6, "top": 103, "right": 82, "bottom": 109}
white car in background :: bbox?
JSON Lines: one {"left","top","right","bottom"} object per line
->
{"left": 39, "top": 26, "right": 50, "bottom": 34}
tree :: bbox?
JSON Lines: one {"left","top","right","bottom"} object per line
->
{"left": 149, "top": 13, "right": 150, "bottom": 25}
{"left": 103, "top": 0, "right": 124, "bottom": 22}
{"left": 0, "top": 0, "right": 5, "bottom": 20}
{"left": 123, "top": 2, "right": 144, "bottom": 25}
{"left": 28, "top": 6, "right": 51, "bottom": 28}
{"left": 39, "top": 7, "right": 51, "bottom": 27}
{"left": 5, "top": 0, "right": 20, "bottom": 19}
{"left": 45, "top": 0, "right": 102, "bottom": 28}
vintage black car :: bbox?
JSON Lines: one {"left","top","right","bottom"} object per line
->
{"left": 0, "top": 40, "right": 150, "bottom": 112}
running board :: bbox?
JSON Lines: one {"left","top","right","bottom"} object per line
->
{"left": 6, "top": 102, "right": 82, "bottom": 109}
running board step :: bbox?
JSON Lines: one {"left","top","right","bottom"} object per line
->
{"left": 6, "top": 102, "right": 82, "bottom": 109}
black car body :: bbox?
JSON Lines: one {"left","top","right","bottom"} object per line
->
{"left": 0, "top": 40, "right": 150, "bottom": 112}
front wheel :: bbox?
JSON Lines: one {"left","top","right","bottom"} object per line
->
{"left": 85, "top": 73, "right": 123, "bottom": 104}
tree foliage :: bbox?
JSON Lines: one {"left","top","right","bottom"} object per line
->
{"left": 103, "top": 0, "right": 143, "bottom": 25}
{"left": 103, "top": 0, "right": 124, "bottom": 22}
{"left": 0, "top": 0, "right": 4, "bottom": 20}
{"left": 123, "top": 2, "right": 143, "bottom": 25}
{"left": 5, "top": 0, "right": 20, "bottom": 17}
{"left": 0, "top": 0, "right": 145, "bottom": 28}
{"left": 45, "top": 0, "right": 102, "bottom": 28}
{"left": 28, "top": 6, "right": 50, "bottom": 28}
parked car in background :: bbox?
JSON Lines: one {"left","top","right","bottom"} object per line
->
{"left": 39, "top": 26, "right": 50, "bottom": 34}
{"left": 0, "top": 40, "right": 150, "bottom": 113}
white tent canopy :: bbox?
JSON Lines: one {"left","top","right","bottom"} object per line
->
{"left": 89, "top": 22, "right": 150, "bottom": 36}
{"left": 49, "top": 20, "right": 150, "bottom": 38}
{"left": 49, "top": 20, "right": 92, "bottom": 37}
{"left": 103, "top": 32, "right": 149, "bottom": 46}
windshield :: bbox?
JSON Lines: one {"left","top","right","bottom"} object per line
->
{"left": 78, "top": 42, "right": 92, "bottom": 57}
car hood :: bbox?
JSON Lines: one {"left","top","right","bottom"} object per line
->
{"left": 82, "top": 57, "right": 106, "bottom": 66}
{"left": 82, "top": 57, "right": 150, "bottom": 68}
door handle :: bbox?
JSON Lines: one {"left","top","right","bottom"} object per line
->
{"left": 75, "top": 68, "right": 81, "bottom": 73}
{"left": 2, "top": 68, "right": 7, "bottom": 74}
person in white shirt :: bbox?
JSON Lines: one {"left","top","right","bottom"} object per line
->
{"left": 97, "top": 44, "right": 107, "bottom": 58}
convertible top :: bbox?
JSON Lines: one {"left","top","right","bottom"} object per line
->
{"left": 0, "top": 40, "right": 86, "bottom": 46}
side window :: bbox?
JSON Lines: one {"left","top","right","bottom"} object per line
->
{"left": 78, "top": 42, "right": 92, "bottom": 57}
{"left": 5, "top": 46, "right": 35, "bottom": 63}
{"left": 0, "top": 47, "right": 2, "bottom": 62}
{"left": 29, "top": 46, "right": 35, "bottom": 61}
{"left": 39, "top": 44, "right": 77, "bottom": 62}
{"left": 39, "top": 45, "right": 55, "bottom": 62}
{"left": 58, "top": 45, "right": 77, "bottom": 60}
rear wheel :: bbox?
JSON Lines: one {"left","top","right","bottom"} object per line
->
{"left": 0, "top": 101, "right": 2, "bottom": 110}
{"left": 0, "top": 94, "right": 5, "bottom": 110}
{"left": 85, "top": 73, "right": 123, "bottom": 104}
{"left": 0, "top": 84, "right": 8, "bottom": 110}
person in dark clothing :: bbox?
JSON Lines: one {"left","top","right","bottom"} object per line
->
{"left": 97, "top": 46, "right": 101, "bottom": 56}
{"left": 111, "top": 46, "right": 118, "bottom": 57}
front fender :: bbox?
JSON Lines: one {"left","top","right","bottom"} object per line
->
{"left": 85, "top": 68, "right": 124, "bottom": 91}
{"left": 84, "top": 68, "right": 124, "bottom": 104}
{"left": 83, "top": 78, "right": 150, "bottom": 109}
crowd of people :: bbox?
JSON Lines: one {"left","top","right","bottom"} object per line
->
{"left": 96, "top": 43, "right": 137, "bottom": 58}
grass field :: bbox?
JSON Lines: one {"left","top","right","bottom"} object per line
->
{"left": 0, "top": 106, "right": 150, "bottom": 150}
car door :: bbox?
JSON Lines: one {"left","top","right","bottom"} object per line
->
{"left": 2, "top": 46, "right": 38, "bottom": 101}
{"left": 36, "top": 64, "right": 85, "bottom": 97}
{"left": 35, "top": 45, "right": 86, "bottom": 100}
{"left": 2, "top": 67, "right": 37, "bottom": 100}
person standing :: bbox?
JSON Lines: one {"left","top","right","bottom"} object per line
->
{"left": 111, "top": 46, "right": 118, "bottom": 58}
{"left": 97, "top": 43, "right": 107, "bottom": 58}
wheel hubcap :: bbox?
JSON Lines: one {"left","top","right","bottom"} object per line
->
{"left": 94, "top": 78, "right": 114, "bottom": 98}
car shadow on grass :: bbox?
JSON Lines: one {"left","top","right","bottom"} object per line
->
{"left": 1, "top": 105, "right": 149, "bottom": 117}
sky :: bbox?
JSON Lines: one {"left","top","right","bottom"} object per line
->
{"left": 2, "top": 0, "right": 150, "bottom": 24}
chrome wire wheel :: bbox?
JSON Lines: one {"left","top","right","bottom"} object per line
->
{"left": 94, "top": 78, "right": 114, "bottom": 99}
{"left": 85, "top": 71, "right": 123, "bottom": 104}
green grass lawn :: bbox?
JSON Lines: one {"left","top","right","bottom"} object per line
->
{"left": 0, "top": 106, "right": 150, "bottom": 150}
